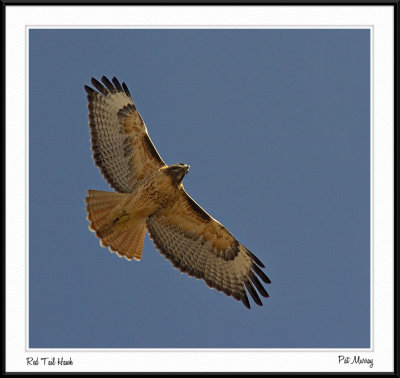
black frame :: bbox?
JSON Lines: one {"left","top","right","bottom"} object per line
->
{"left": 2, "top": 0, "right": 398, "bottom": 375}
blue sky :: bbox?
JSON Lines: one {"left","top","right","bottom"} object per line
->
{"left": 29, "top": 29, "right": 370, "bottom": 348}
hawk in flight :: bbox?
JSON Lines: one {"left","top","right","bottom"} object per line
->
{"left": 84, "top": 76, "right": 271, "bottom": 309}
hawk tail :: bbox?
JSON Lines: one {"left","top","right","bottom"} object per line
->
{"left": 85, "top": 190, "right": 146, "bottom": 261}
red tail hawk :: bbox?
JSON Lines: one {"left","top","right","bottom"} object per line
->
{"left": 84, "top": 76, "right": 271, "bottom": 309}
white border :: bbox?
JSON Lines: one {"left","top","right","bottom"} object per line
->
{"left": 5, "top": 5, "right": 394, "bottom": 373}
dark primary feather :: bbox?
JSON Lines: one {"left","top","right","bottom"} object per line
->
{"left": 101, "top": 75, "right": 117, "bottom": 93}
{"left": 252, "top": 263, "right": 271, "bottom": 284}
{"left": 122, "top": 82, "right": 132, "bottom": 98}
{"left": 91, "top": 77, "right": 108, "bottom": 96}
{"left": 248, "top": 270, "right": 269, "bottom": 297}
{"left": 84, "top": 85, "right": 95, "bottom": 95}
{"left": 112, "top": 77, "right": 124, "bottom": 92}
{"left": 244, "top": 278, "right": 263, "bottom": 306}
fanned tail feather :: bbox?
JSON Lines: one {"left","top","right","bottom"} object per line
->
{"left": 85, "top": 190, "right": 147, "bottom": 261}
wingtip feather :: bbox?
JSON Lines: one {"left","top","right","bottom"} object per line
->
{"left": 252, "top": 264, "right": 271, "bottom": 284}
{"left": 112, "top": 76, "right": 124, "bottom": 92}
{"left": 244, "top": 279, "right": 263, "bottom": 306}
{"left": 241, "top": 294, "right": 251, "bottom": 309}
{"left": 101, "top": 75, "right": 117, "bottom": 93}
{"left": 122, "top": 82, "right": 132, "bottom": 98}
{"left": 91, "top": 77, "right": 108, "bottom": 95}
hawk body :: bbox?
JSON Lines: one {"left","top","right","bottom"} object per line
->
{"left": 85, "top": 76, "right": 271, "bottom": 309}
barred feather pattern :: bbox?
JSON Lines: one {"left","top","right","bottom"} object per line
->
{"left": 146, "top": 211, "right": 270, "bottom": 309}
{"left": 85, "top": 76, "right": 165, "bottom": 193}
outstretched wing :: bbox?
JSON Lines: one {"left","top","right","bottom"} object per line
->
{"left": 85, "top": 76, "right": 166, "bottom": 193}
{"left": 146, "top": 188, "right": 271, "bottom": 309}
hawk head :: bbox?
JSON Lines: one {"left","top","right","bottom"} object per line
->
{"left": 165, "top": 163, "right": 190, "bottom": 186}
